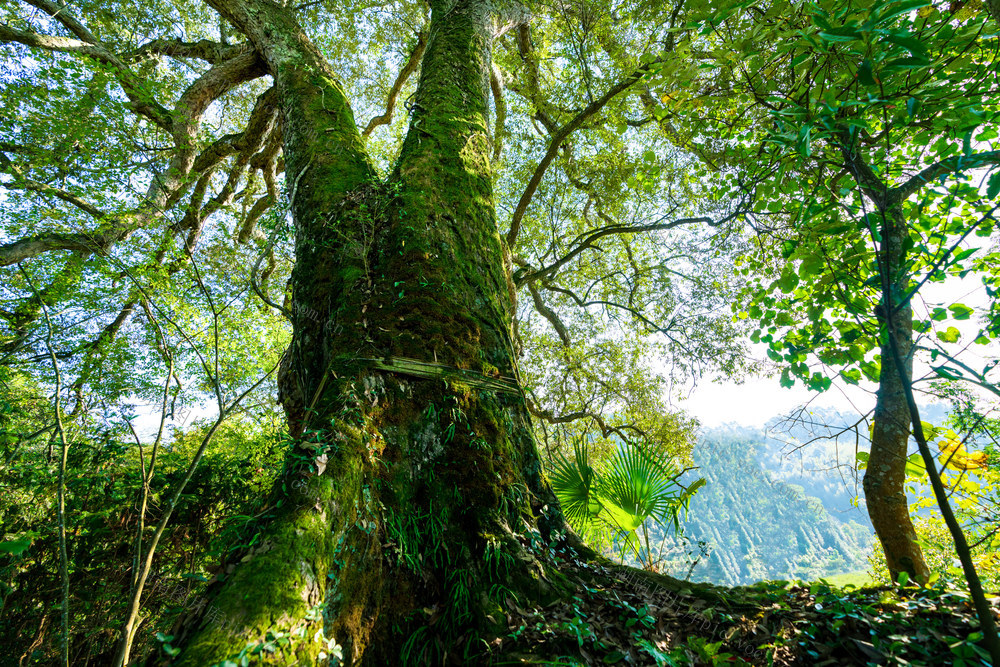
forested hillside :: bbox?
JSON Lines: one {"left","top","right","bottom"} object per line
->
{"left": 758, "top": 405, "right": 951, "bottom": 517}
{"left": 657, "top": 429, "right": 874, "bottom": 586}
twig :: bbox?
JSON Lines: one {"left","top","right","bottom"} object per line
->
{"left": 19, "top": 264, "right": 71, "bottom": 667}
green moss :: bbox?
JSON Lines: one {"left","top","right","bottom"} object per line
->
{"left": 176, "top": 417, "right": 367, "bottom": 666}
{"left": 177, "top": 2, "right": 588, "bottom": 664}
{"left": 180, "top": 363, "right": 583, "bottom": 665}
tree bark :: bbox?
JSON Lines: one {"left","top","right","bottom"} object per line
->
{"left": 864, "top": 207, "right": 930, "bottom": 583}
{"left": 171, "top": 1, "right": 586, "bottom": 664}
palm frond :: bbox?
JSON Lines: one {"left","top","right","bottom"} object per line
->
{"left": 599, "top": 443, "right": 682, "bottom": 532}
{"left": 549, "top": 439, "right": 602, "bottom": 529}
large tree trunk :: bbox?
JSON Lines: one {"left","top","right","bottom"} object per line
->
{"left": 864, "top": 208, "right": 929, "bottom": 583}
{"left": 172, "top": 0, "right": 582, "bottom": 664}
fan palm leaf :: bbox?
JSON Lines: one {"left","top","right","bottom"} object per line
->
{"left": 599, "top": 444, "right": 682, "bottom": 533}
{"left": 549, "top": 439, "right": 602, "bottom": 529}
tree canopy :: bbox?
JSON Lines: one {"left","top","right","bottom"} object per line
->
{"left": 3, "top": 0, "right": 1000, "bottom": 664}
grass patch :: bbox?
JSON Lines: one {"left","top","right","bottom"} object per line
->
{"left": 817, "top": 570, "right": 874, "bottom": 588}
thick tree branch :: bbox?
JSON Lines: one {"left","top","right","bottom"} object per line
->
{"left": 5, "top": 177, "right": 107, "bottom": 220}
{"left": 68, "top": 298, "right": 140, "bottom": 410}
{"left": 0, "top": 49, "right": 267, "bottom": 267}
{"left": 505, "top": 66, "right": 650, "bottom": 247}
{"left": 362, "top": 32, "right": 427, "bottom": 137}
{"left": 0, "top": 233, "right": 96, "bottom": 266}
{"left": 527, "top": 281, "right": 571, "bottom": 346}
{"left": 0, "top": 19, "right": 173, "bottom": 129}
{"left": 888, "top": 150, "right": 1000, "bottom": 208}
{"left": 837, "top": 131, "right": 889, "bottom": 207}
{"left": 490, "top": 62, "right": 506, "bottom": 162}
{"left": 204, "top": 0, "right": 376, "bottom": 215}
{"left": 0, "top": 149, "right": 111, "bottom": 264}
{"left": 0, "top": 23, "right": 102, "bottom": 57}
{"left": 0, "top": 78, "right": 274, "bottom": 269}
{"left": 182, "top": 87, "right": 280, "bottom": 236}
{"left": 129, "top": 38, "right": 251, "bottom": 63}
{"left": 22, "top": 0, "right": 98, "bottom": 43}
{"left": 237, "top": 194, "right": 275, "bottom": 243}
{"left": 168, "top": 51, "right": 268, "bottom": 179}
{"left": 509, "top": 24, "right": 558, "bottom": 132}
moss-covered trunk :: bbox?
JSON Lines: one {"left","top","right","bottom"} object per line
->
{"left": 172, "top": 0, "right": 578, "bottom": 664}
{"left": 864, "top": 208, "right": 929, "bottom": 583}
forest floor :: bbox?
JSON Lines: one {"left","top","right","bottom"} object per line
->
{"left": 495, "top": 557, "right": 996, "bottom": 666}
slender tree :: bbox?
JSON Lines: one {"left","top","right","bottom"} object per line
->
{"left": 679, "top": 0, "right": 1000, "bottom": 581}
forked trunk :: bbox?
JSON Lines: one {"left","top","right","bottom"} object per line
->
{"left": 173, "top": 0, "right": 578, "bottom": 663}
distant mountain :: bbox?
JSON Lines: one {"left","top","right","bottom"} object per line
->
{"left": 655, "top": 426, "right": 875, "bottom": 586}
{"left": 756, "top": 408, "right": 874, "bottom": 526}
{"left": 757, "top": 403, "right": 951, "bottom": 520}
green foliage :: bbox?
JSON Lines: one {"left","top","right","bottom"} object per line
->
{"left": 658, "top": 430, "right": 875, "bottom": 586}
{"left": 549, "top": 439, "right": 601, "bottom": 529}
{"left": 661, "top": 0, "right": 1000, "bottom": 391}
{"left": 0, "top": 376, "right": 285, "bottom": 665}
{"left": 869, "top": 513, "right": 1000, "bottom": 593}
{"left": 7, "top": 0, "right": 1000, "bottom": 660}
{"left": 749, "top": 579, "right": 996, "bottom": 666}
{"left": 550, "top": 436, "right": 701, "bottom": 570}
{"left": 651, "top": 6, "right": 1000, "bottom": 638}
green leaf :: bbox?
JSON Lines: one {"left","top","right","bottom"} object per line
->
{"left": 932, "top": 365, "right": 962, "bottom": 380}
{"left": 550, "top": 442, "right": 602, "bottom": 528}
{"left": 883, "top": 56, "right": 931, "bottom": 70}
{"left": 0, "top": 537, "right": 31, "bottom": 555}
{"left": 798, "top": 255, "right": 824, "bottom": 278}
{"left": 875, "top": 0, "right": 932, "bottom": 24}
{"left": 947, "top": 303, "right": 974, "bottom": 320}
{"left": 777, "top": 270, "right": 800, "bottom": 293}
{"left": 884, "top": 34, "right": 928, "bottom": 59}
{"left": 936, "top": 326, "right": 961, "bottom": 343}
{"left": 819, "top": 30, "right": 861, "bottom": 43}
{"left": 904, "top": 453, "right": 926, "bottom": 478}
{"left": 791, "top": 51, "right": 812, "bottom": 68}
{"left": 987, "top": 171, "right": 1000, "bottom": 200}
{"left": 779, "top": 370, "right": 795, "bottom": 388}
{"left": 840, "top": 368, "right": 861, "bottom": 384}
{"left": 600, "top": 444, "right": 683, "bottom": 532}
{"left": 857, "top": 60, "right": 877, "bottom": 87}
{"left": 952, "top": 247, "right": 976, "bottom": 263}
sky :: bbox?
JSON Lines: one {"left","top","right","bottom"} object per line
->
{"left": 677, "top": 276, "right": 996, "bottom": 429}
{"left": 676, "top": 371, "right": 875, "bottom": 428}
